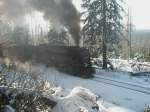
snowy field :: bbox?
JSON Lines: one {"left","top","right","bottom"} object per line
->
{"left": 1, "top": 59, "right": 150, "bottom": 112}
{"left": 19, "top": 61, "right": 150, "bottom": 112}
{"left": 46, "top": 69, "right": 150, "bottom": 112}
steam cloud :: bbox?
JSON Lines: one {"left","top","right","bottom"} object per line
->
{"left": 0, "top": 0, "right": 31, "bottom": 19}
{"left": 0, "top": 0, "right": 80, "bottom": 46}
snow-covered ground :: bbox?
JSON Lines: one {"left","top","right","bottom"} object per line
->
{"left": 21, "top": 63, "right": 150, "bottom": 112}
{"left": 93, "top": 58, "right": 150, "bottom": 73}
{"left": 95, "top": 70, "right": 150, "bottom": 87}
{"left": 1, "top": 59, "right": 150, "bottom": 112}
{"left": 47, "top": 86, "right": 135, "bottom": 112}
{"left": 45, "top": 69, "right": 150, "bottom": 112}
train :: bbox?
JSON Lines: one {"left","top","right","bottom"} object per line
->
{"left": 0, "top": 44, "right": 95, "bottom": 78}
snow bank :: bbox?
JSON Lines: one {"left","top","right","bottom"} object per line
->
{"left": 53, "top": 87, "right": 98, "bottom": 112}
{"left": 106, "top": 107, "right": 135, "bottom": 112}
{"left": 52, "top": 86, "right": 134, "bottom": 112}
{"left": 94, "top": 58, "right": 150, "bottom": 73}
{"left": 110, "top": 59, "right": 150, "bottom": 73}
{"left": 97, "top": 101, "right": 136, "bottom": 112}
{"left": 110, "top": 59, "right": 133, "bottom": 72}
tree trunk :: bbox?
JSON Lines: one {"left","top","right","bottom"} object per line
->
{"left": 102, "top": 0, "right": 107, "bottom": 69}
{"left": 102, "top": 40, "right": 107, "bottom": 69}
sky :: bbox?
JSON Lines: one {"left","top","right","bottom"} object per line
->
{"left": 73, "top": 0, "right": 150, "bottom": 30}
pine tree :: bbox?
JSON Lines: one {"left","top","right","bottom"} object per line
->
{"left": 82, "top": 0, "right": 124, "bottom": 69}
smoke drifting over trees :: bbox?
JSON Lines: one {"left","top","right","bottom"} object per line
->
{"left": 0, "top": 0, "right": 31, "bottom": 19}
{"left": 0, "top": 0, "right": 80, "bottom": 45}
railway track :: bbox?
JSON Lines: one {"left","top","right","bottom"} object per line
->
{"left": 93, "top": 76, "right": 150, "bottom": 94}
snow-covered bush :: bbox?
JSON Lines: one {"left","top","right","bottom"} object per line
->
{"left": 13, "top": 92, "right": 56, "bottom": 112}
{"left": 0, "top": 63, "right": 46, "bottom": 90}
{"left": 0, "top": 87, "right": 15, "bottom": 112}
{"left": 0, "top": 87, "right": 56, "bottom": 112}
{"left": 0, "top": 64, "right": 56, "bottom": 112}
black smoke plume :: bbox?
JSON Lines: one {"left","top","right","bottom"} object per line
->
{"left": 0, "top": 0, "right": 81, "bottom": 46}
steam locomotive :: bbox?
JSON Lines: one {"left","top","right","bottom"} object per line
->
{"left": 0, "top": 45, "right": 95, "bottom": 78}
